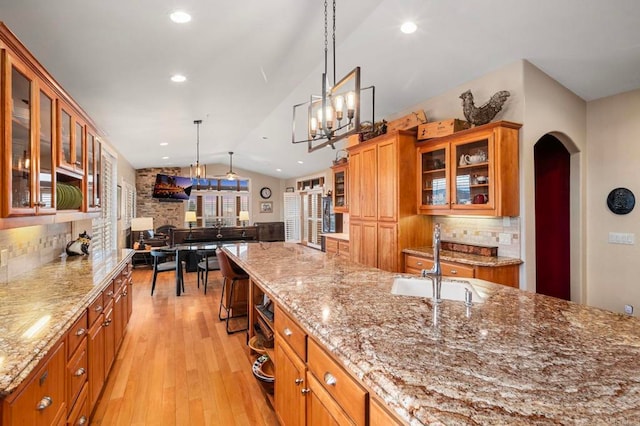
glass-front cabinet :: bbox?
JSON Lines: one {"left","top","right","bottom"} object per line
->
{"left": 57, "top": 100, "right": 85, "bottom": 176}
{"left": 2, "top": 52, "right": 56, "bottom": 216}
{"left": 86, "top": 129, "right": 101, "bottom": 210}
{"left": 417, "top": 121, "right": 521, "bottom": 217}
{"left": 332, "top": 163, "right": 348, "bottom": 212}
{"left": 417, "top": 142, "right": 449, "bottom": 213}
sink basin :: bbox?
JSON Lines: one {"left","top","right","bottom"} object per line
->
{"left": 391, "top": 277, "right": 484, "bottom": 303}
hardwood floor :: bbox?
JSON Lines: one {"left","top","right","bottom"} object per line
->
{"left": 91, "top": 267, "right": 279, "bottom": 425}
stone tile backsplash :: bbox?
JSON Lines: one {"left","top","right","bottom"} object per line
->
{"left": 0, "top": 223, "right": 72, "bottom": 283}
{"left": 433, "top": 216, "right": 521, "bottom": 258}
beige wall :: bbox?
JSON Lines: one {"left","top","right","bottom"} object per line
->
{"left": 586, "top": 88, "right": 640, "bottom": 313}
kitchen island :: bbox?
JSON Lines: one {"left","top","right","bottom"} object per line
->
{"left": 224, "top": 242, "right": 640, "bottom": 425}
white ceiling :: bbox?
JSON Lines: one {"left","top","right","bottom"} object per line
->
{"left": 2, "top": 0, "right": 639, "bottom": 178}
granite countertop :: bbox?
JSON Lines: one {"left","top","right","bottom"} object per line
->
{"left": 0, "top": 249, "right": 134, "bottom": 397}
{"left": 224, "top": 242, "right": 640, "bottom": 425}
{"left": 404, "top": 246, "right": 523, "bottom": 267}
{"left": 322, "top": 232, "right": 350, "bottom": 242}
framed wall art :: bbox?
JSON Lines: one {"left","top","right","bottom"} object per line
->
{"left": 260, "top": 201, "right": 273, "bottom": 213}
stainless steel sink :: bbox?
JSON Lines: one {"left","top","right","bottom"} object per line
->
{"left": 391, "top": 277, "right": 484, "bottom": 303}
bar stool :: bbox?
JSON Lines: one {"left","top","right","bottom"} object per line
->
{"left": 216, "top": 250, "right": 249, "bottom": 334}
{"left": 196, "top": 248, "right": 219, "bottom": 294}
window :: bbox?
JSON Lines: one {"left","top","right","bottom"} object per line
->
{"left": 284, "top": 193, "right": 301, "bottom": 242}
{"left": 92, "top": 148, "right": 117, "bottom": 252}
{"left": 189, "top": 178, "right": 250, "bottom": 226}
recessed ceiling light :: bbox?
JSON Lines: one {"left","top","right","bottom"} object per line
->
{"left": 171, "top": 74, "right": 186, "bottom": 83}
{"left": 276, "top": 168, "right": 282, "bottom": 172}
{"left": 162, "top": 156, "right": 169, "bottom": 160}
{"left": 170, "top": 11, "right": 191, "bottom": 24}
{"left": 160, "top": 142, "right": 168, "bottom": 146}
{"left": 262, "top": 136, "right": 268, "bottom": 140}
{"left": 297, "top": 160, "right": 304, "bottom": 164}
{"left": 400, "top": 21, "right": 417, "bottom": 34}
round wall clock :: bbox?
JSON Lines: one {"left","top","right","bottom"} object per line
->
{"left": 606, "top": 187, "right": 635, "bottom": 215}
{"left": 260, "top": 187, "right": 272, "bottom": 199}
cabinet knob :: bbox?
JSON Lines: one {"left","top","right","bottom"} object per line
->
{"left": 106, "top": 290, "right": 114, "bottom": 297}
{"left": 416, "top": 261, "right": 423, "bottom": 266}
{"left": 324, "top": 372, "right": 337, "bottom": 386}
{"left": 95, "top": 305, "right": 103, "bottom": 313}
{"left": 103, "top": 318, "right": 112, "bottom": 327}
{"left": 294, "top": 378, "right": 303, "bottom": 385}
{"left": 450, "top": 270, "right": 457, "bottom": 275}
{"left": 283, "top": 328, "right": 293, "bottom": 337}
{"left": 36, "top": 396, "right": 53, "bottom": 410}
{"left": 77, "top": 415, "right": 88, "bottom": 425}
{"left": 74, "top": 367, "right": 86, "bottom": 377}
{"left": 301, "top": 388, "right": 310, "bottom": 394}
{"left": 75, "top": 327, "right": 86, "bottom": 336}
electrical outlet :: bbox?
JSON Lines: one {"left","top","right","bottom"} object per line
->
{"left": 0, "top": 249, "right": 7, "bottom": 267}
{"left": 624, "top": 304, "right": 634, "bottom": 315}
{"left": 608, "top": 232, "right": 635, "bottom": 245}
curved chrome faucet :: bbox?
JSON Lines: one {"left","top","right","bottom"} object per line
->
{"left": 421, "top": 223, "right": 442, "bottom": 303}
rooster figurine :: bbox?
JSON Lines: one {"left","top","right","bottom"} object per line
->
{"left": 460, "top": 90, "right": 510, "bottom": 126}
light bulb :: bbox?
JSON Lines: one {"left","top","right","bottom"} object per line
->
{"left": 346, "top": 91, "right": 356, "bottom": 120}
{"left": 325, "top": 106, "right": 334, "bottom": 129}
{"left": 334, "top": 95, "right": 344, "bottom": 121}
{"left": 310, "top": 117, "right": 318, "bottom": 138}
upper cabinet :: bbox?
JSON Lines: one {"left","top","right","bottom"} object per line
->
{"left": 1, "top": 23, "right": 102, "bottom": 225}
{"left": 417, "top": 121, "right": 521, "bottom": 217}
{"left": 331, "top": 163, "right": 348, "bottom": 212}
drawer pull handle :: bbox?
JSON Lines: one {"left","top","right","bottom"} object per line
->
{"left": 283, "top": 328, "right": 293, "bottom": 337}
{"left": 95, "top": 305, "right": 103, "bottom": 313}
{"left": 36, "top": 396, "right": 52, "bottom": 410}
{"left": 106, "top": 290, "right": 114, "bottom": 297}
{"left": 74, "top": 367, "right": 86, "bottom": 377}
{"left": 294, "top": 378, "right": 303, "bottom": 385}
{"left": 450, "top": 270, "right": 457, "bottom": 275}
{"left": 416, "top": 261, "right": 423, "bottom": 266}
{"left": 301, "top": 388, "right": 310, "bottom": 394}
{"left": 75, "top": 327, "right": 86, "bottom": 336}
{"left": 324, "top": 372, "right": 337, "bottom": 386}
{"left": 77, "top": 415, "right": 88, "bottom": 425}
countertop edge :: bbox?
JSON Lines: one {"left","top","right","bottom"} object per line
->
{"left": 403, "top": 247, "right": 523, "bottom": 267}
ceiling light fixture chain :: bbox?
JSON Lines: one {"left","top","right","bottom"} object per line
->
{"left": 291, "top": 0, "right": 375, "bottom": 152}
{"left": 190, "top": 119, "right": 206, "bottom": 189}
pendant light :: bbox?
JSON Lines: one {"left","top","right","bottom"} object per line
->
{"left": 190, "top": 120, "right": 206, "bottom": 187}
{"left": 225, "top": 151, "right": 238, "bottom": 180}
{"left": 291, "top": 0, "right": 375, "bottom": 152}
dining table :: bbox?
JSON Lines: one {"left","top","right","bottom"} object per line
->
{"left": 158, "top": 242, "right": 221, "bottom": 296}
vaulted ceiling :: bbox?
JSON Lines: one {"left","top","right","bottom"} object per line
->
{"left": 2, "top": 0, "right": 639, "bottom": 178}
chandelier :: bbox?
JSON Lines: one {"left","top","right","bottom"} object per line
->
{"left": 189, "top": 119, "right": 206, "bottom": 188}
{"left": 291, "top": 0, "right": 375, "bottom": 152}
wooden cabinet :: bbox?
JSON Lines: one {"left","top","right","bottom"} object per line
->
{"left": 404, "top": 253, "right": 519, "bottom": 288}
{"left": 324, "top": 236, "right": 349, "bottom": 258}
{"left": 87, "top": 308, "right": 105, "bottom": 411}
{"left": 275, "top": 334, "right": 307, "bottom": 426}
{"left": 0, "top": 23, "right": 101, "bottom": 228}
{"left": 331, "top": 164, "right": 348, "bottom": 212}
{"left": 2, "top": 341, "right": 66, "bottom": 426}
{"left": 417, "top": 121, "right": 520, "bottom": 216}
{"left": 370, "top": 398, "right": 404, "bottom": 426}
{"left": 348, "top": 130, "right": 431, "bottom": 272}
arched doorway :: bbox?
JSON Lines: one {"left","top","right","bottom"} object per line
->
{"left": 534, "top": 135, "right": 571, "bottom": 300}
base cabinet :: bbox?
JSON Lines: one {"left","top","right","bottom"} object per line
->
{"left": 405, "top": 254, "right": 519, "bottom": 288}
{"left": 275, "top": 338, "right": 307, "bottom": 426}
{"left": 306, "top": 373, "right": 354, "bottom": 426}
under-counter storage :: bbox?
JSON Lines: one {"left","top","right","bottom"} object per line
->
{"left": 307, "top": 339, "right": 367, "bottom": 425}
{"left": 417, "top": 121, "right": 520, "bottom": 216}
{"left": 404, "top": 253, "right": 519, "bottom": 288}
{"left": 325, "top": 236, "right": 350, "bottom": 259}
{"left": 2, "top": 341, "right": 66, "bottom": 426}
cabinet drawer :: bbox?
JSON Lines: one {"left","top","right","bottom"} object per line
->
{"left": 67, "top": 338, "right": 88, "bottom": 411}
{"left": 441, "top": 261, "right": 474, "bottom": 278}
{"left": 307, "top": 339, "right": 367, "bottom": 425}
{"left": 103, "top": 280, "right": 116, "bottom": 304}
{"left": 405, "top": 255, "right": 432, "bottom": 271}
{"left": 338, "top": 241, "right": 350, "bottom": 255}
{"left": 325, "top": 238, "right": 339, "bottom": 254}
{"left": 275, "top": 304, "right": 307, "bottom": 361}
{"left": 67, "top": 384, "right": 89, "bottom": 426}
{"left": 67, "top": 311, "right": 88, "bottom": 359}
{"left": 88, "top": 293, "right": 104, "bottom": 326}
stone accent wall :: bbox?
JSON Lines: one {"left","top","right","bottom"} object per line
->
{"left": 0, "top": 223, "right": 72, "bottom": 283}
{"left": 136, "top": 167, "right": 185, "bottom": 230}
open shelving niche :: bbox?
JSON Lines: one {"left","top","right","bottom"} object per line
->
{"left": 248, "top": 278, "right": 276, "bottom": 404}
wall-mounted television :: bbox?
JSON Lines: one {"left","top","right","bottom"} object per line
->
{"left": 152, "top": 174, "right": 192, "bottom": 201}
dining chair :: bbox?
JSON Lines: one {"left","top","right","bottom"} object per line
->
{"left": 216, "top": 250, "right": 249, "bottom": 334}
{"left": 150, "top": 250, "right": 183, "bottom": 295}
{"left": 196, "top": 248, "right": 219, "bottom": 294}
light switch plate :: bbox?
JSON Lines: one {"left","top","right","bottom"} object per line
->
{"left": 608, "top": 232, "right": 635, "bottom": 245}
